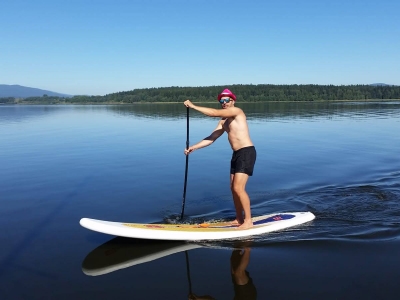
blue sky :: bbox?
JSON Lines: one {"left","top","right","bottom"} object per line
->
{"left": 1, "top": 0, "right": 399, "bottom": 95}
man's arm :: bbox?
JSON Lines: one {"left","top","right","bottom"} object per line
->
{"left": 184, "top": 100, "right": 242, "bottom": 118}
{"left": 184, "top": 122, "right": 224, "bottom": 155}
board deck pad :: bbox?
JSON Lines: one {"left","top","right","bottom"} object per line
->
{"left": 80, "top": 212, "right": 315, "bottom": 241}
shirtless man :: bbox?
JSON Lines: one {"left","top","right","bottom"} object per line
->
{"left": 184, "top": 89, "right": 256, "bottom": 229}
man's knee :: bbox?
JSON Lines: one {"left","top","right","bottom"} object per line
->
{"left": 231, "top": 183, "right": 246, "bottom": 195}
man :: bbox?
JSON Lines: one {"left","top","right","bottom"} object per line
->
{"left": 183, "top": 88, "right": 256, "bottom": 229}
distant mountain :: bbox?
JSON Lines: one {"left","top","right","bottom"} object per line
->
{"left": 0, "top": 84, "right": 72, "bottom": 98}
{"left": 370, "top": 83, "right": 391, "bottom": 86}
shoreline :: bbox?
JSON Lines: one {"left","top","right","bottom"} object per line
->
{"left": 1, "top": 98, "right": 400, "bottom": 105}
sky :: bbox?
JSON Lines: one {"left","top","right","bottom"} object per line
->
{"left": 1, "top": 0, "right": 399, "bottom": 96}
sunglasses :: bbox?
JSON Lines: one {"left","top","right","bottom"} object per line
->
{"left": 219, "top": 98, "right": 231, "bottom": 104}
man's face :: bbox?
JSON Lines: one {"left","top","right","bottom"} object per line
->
{"left": 219, "top": 97, "right": 234, "bottom": 109}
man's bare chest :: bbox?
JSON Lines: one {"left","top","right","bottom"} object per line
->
{"left": 222, "top": 117, "right": 235, "bottom": 132}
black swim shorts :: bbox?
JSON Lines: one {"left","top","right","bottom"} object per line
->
{"left": 230, "top": 146, "right": 257, "bottom": 176}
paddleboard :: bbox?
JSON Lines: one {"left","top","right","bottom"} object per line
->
{"left": 80, "top": 212, "right": 315, "bottom": 241}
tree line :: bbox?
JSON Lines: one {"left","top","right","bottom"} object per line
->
{"left": 1, "top": 84, "right": 399, "bottom": 104}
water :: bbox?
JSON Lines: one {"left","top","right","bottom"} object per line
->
{"left": 0, "top": 102, "right": 399, "bottom": 299}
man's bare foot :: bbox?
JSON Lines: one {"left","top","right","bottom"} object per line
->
{"left": 231, "top": 219, "right": 243, "bottom": 226}
{"left": 237, "top": 220, "right": 253, "bottom": 230}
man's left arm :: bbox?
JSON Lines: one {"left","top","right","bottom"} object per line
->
{"left": 184, "top": 100, "right": 241, "bottom": 118}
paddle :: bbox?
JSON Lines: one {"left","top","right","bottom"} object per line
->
{"left": 185, "top": 251, "right": 193, "bottom": 296}
{"left": 180, "top": 106, "right": 189, "bottom": 220}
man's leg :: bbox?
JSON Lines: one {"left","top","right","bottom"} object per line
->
{"left": 230, "top": 172, "right": 253, "bottom": 229}
{"left": 230, "top": 174, "right": 243, "bottom": 224}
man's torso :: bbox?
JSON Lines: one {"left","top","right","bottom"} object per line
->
{"left": 221, "top": 112, "right": 253, "bottom": 151}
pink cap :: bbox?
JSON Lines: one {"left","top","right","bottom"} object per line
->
{"left": 218, "top": 88, "right": 236, "bottom": 101}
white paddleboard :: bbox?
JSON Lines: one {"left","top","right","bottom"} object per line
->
{"left": 80, "top": 212, "right": 315, "bottom": 241}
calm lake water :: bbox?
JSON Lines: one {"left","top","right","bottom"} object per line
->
{"left": 0, "top": 102, "right": 399, "bottom": 299}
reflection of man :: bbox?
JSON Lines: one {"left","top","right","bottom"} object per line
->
{"left": 231, "top": 247, "right": 257, "bottom": 300}
{"left": 188, "top": 293, "right": 215, "bottom": 300}
{"left": 188, "top": 247, "right": 257, "bottom": 300}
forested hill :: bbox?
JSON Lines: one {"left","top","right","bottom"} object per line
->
{"left": 1, "top": 84, "right": 399, "bottom": 104}
{"left": 102, "top": 84, "right": 399, "bottom": 102}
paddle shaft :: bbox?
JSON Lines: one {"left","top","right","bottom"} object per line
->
{"left": 185, "top": 251, "right": 193, "bottom": 295}
{"left": 180, "top": 106, "right": 189, "bottom": 219}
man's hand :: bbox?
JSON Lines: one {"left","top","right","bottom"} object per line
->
{"left": 184, "top": 146, "right": 195, "bottom": 155}
{"left": 184, "top": 100, "right": 195, "bottom": 108}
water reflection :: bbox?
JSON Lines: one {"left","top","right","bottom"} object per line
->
{"left": 108, "top": 101, "right": 400, "bottom": 121}
{"left": 0, "top": 105, "right": 66, "bottom": 124}
{"left": 82, "top": 238, "right": 257, "bottom": 299}
{"left": 229, "top": 244, "right": 257, "bottom": 300}
{"left": 1, "top": 101, "right": 399, "bottom": 123}
{"left": 82, "top": 238, "right": 201, "bottom": 276}
{"left": 187, "top": 242, "right": 257, "bottom": 300}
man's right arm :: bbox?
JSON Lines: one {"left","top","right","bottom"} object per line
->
{"left": 184, "top": 122, "right": 224, "bottom": 155}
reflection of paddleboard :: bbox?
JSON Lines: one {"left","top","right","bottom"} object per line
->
{"left": 82, "top": 238, "right": 201, "bottom": 276}
{"left": 80, "top": 212, "right": 315, "bottom": 241}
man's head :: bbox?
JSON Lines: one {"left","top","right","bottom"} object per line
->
{"left": 218, "top": 88, "right": 236, "bottom": 108}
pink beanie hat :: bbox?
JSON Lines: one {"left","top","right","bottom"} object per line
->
{"left": 218, "top": 88, "right": 236, "bottom": 101}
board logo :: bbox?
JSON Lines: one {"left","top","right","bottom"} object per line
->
{"left": 145, "top": 225, "right": 163, "bottom": 228}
